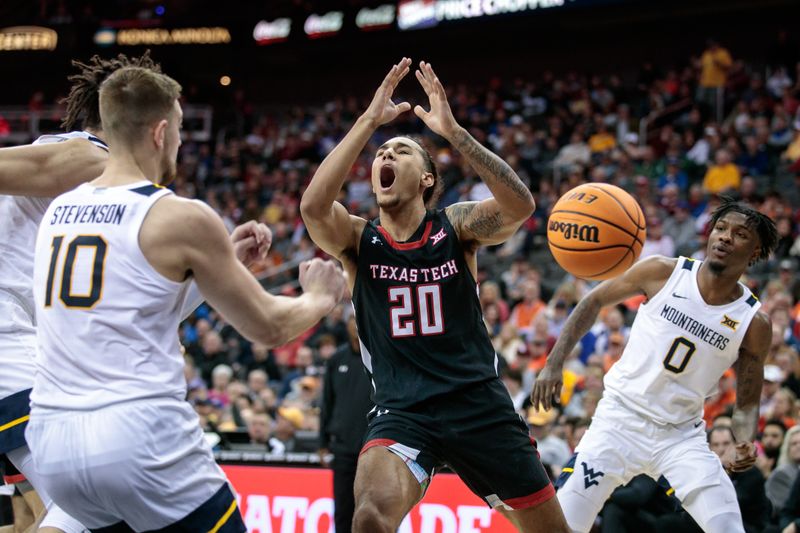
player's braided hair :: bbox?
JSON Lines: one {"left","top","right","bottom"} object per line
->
{"left": 60, "top": 50, "right": 162, "bottom": 131}
{"left": 708, "top": 197, "right": 778, "bottom": 263}
{"left": 401, "top": 135, "right": 443, "bottom": 209}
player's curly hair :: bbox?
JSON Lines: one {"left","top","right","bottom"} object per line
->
{"left": 60, "top": 50, "right": 162, "bottom": 131}
{"left": 709, "top": 197, "right": 778, "bottom": 263}
{"left": 401, "top": 135, "right": 443, "bottom": 209}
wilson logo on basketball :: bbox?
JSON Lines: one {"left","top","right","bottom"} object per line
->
{"left": 548, "top": 220, "right": 600, "bottom": 243}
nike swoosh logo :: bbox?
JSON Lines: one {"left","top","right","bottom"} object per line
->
{"left": 673, "top": 293, "right": 689, "bottom": 299}
{"left": 694, "top": 421, "right": 703, "bottom": 428}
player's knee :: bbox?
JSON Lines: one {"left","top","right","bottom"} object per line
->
{"left": 352, "top": 502, "right": 394, "bottom": 533}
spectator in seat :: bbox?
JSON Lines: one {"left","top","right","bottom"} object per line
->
{"left": 703, "top": 148, "right": 741, "bottom": 194}
{"left": 758, "top": 420, "right": 788, "bottom": 479}
{"left": 767, "top": 425, "right": 800, "bottom": 516}
{"left": 663, "top": 201, "right": 699, "bottom": 257}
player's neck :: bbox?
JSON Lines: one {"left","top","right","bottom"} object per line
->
{"left": 696, "top": 262, "right": 744, "bottom": 305}
{"left": 92, "top": 147, "right": 161, "bottom": 188}
{"left": 379, "top": 202, "right": 427, "bottom": 242}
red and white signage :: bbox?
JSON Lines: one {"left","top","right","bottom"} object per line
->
{"left": 222, "top": 465, "right": 516, "bottom": 532}
{"left": 303, "top": 12, "right": 344, "bottom": 39}
{"left": 253, "top": 18, "right": 292, "bottom": 45}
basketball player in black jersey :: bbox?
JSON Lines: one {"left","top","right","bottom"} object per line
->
{"left": 301, "top": 58, "right": 569, "bottom": 532}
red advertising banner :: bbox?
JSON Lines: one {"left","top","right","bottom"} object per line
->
{"left": 222, "top": 465, "right": 516, "bottom": 532}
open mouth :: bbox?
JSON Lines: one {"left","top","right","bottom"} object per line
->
{"left": 380, "top": 165, "right": 396, "bottom": 189}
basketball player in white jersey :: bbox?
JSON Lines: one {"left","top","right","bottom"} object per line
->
{"left": 532, "top": 200, "right": 777, "bottom": 533}
{"left": 28, "top": 65, "right": 345, "bottom": 531}
{"left": 0, "top": 54, "right": 270, "bottom": 532}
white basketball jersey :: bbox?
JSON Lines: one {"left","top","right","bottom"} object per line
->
{"left": 604, "top": 257, "right": 760, "bottom": 425}
{"left": 0, "top": 132, "right": 107, "bottom": 330}
{"left": 0, "top": 132, "right": 107, "bottom": 400}
{"left": 32, "top": 180, "right": 192, "bottom": 412}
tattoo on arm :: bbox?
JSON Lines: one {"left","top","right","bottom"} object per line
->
{"left": 450, "top": 128, "right": 531, "bottom": 203}
{"left": 448, "top": 202, "right": 504, "bottom": 240}
{"left": 731, "top": 352, "right": 762, "bottom": 442}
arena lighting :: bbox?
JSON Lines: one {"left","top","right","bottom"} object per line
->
{"left": 0, "top": 26, "right": 57, "bottom": 51}
{"left": 94, "top": 28, "right": 116, "bottom": 47}
{"left": 253, "top": 18, "right": 292, "bottom": 45}
{"left": 436, "top": 0, "right": 567, "bottom": 21}
{"left": 398, "top": 0, "right": 438, "bottom": 30}
{"left": 111, "top": 27, "right": 231, "bottom": 46}
{"left": 303, "top": 12, "right": 344, "bottom": 39}
{"left": 356, "top": 4, "right": 396, "bottom": 31}
{"left": 219, "top": 75, "right": 231, "bottom": 86}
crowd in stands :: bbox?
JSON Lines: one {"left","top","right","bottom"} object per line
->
{"left": 151, "top": 37, "right": 800, "bottom": 530}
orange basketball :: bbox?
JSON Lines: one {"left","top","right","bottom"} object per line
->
{"left": 547, "top": 183, "right": 646, "bottom": 280}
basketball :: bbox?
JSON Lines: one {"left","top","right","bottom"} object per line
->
{"left": 547, "top": 183, "right": 646, "bottom": 281}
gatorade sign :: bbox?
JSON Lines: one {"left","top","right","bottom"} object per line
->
{"left": 222, "top": 465, "right": 516, "bottom": 532}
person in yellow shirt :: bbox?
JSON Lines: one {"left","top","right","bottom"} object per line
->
{"left": 782, "top": 123, "right": 800, "bottom": 163}
{"left": 703, "top": 148, "right": 741, "bottom": 193}
{"left": 588, "top": 123, "right": 617, "bottom": 153}
{"left": 700, "top": 39, "right": 733, "bottom": 89}
{"left": 696, "top": 39, "right": 733, "bottom": 116}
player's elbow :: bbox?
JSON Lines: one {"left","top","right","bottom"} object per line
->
{"left": 299, "top": 193, "right": 329, "bottom": 222}
{"left": 507, "top": 192, "right": 536, "bottom": 223}
{"left": 246, "top": 324, "right": 287, "bottom": 349}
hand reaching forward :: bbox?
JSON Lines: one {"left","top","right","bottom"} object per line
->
{"left": 362, "top": 58, "right": 412, "bottom": 127}
{"left": 414, "top": 61, "right": 460, "bottom": 140}
{"left": 531, "top": 364, "right": 563, "bottom": 412}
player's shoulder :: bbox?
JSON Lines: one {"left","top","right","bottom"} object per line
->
{"left": 629, "top": 255, "right": 678, "bottom": 278}
{"left": 746, "top": 309, "right": 771, "bottom": 338}
{"left": 148, "top": 195, "right": 218, "bottom": 230}
{"left": 34, "top": 131, "right": 109, "bottom": 151}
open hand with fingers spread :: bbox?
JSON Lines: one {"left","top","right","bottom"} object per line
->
{"left": 414, "top": 61, "right": 460, "bottom": 141}
{"left": 362, "top": 57, "right": 413, "bottom": 128}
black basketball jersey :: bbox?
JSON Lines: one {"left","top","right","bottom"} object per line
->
{"left": 352, "top": 209, "right": 498, "bottom": 410}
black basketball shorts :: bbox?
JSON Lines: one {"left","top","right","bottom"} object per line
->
{"left": 360, "top": 378, "right": 555, "bottom": 510}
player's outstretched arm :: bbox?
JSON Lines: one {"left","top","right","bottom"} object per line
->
{"left": 179, "top": 220, "right": 272, "bottom": 320}
{"left": 531, "top": 255, "right": 676, "bottom": 411}
{"left": 725, "top": 311, "right": 771, "bottom": 472}
{"left": 142, "top": 196, "right": 345, "bottom": 347}
{"left": 413, "top": 61, "right": 534, "bottom": 246}
{"left": 300, "top": 58, "right": 412, "bottom": 259}
{"left": 0, "top": 138, "right": 107, "bottom": 197}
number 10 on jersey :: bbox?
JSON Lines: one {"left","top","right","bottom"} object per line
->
{"left": 389, "top": 285, "right": 444, "bottom": 337}
{"left": 44, "top": 235, "right": 108, "bottom": 309}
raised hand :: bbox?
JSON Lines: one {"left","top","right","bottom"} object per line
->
{"left": 414, "top": 61, "right": 459, "bottom": 140}
{"left": 362, "top": 58, "right": 412, "bottom": 127}
{"left": 231, "top": 220, "right": 272, "bottom": 268}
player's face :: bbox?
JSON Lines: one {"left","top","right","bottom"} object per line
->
{"left": 372, "top": 138, "right": 433, "bottom": 211}
{"left": 159, "top": 100, "right": 183, "bottom": 186}
{"left": 706, "top": 212, "right": 760, "bottom": 274}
